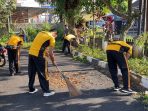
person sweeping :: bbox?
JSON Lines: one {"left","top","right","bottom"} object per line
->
{"left": 28, "top": 27, "right": 57, "bottom": 97}
{"left": 6, "top": 34, "right": 24, "bottom": 76}
{"left": 62, "top": 34, "right": 76, "bottom": 55}
{"left": 106, "top": 38, "right": 136, "bottom": 94}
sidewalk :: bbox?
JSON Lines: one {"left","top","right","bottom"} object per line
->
{"left": 0, "top": 49, "right": 145, "bottom": 111}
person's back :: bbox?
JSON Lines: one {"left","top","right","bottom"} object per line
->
{"left": 106, "top": 40, "right": 136, "bottom": 94}
{"left": 7, "top": 35, "right": 23, "bottom": 48}
{"left": 29, "top": 31, "right": 55, "bottom": 57}
{"left": 6, "top": 34, "right": 24, "bottom": 76}
{"left": 28, "top": 28, "right": 57, "bottom": 97}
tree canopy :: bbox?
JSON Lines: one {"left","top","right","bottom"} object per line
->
{"left": 36, "top": 0, "right": 140, "bottom": 39}
{"left": 0, "top": 0, "right": 16, "bottom": 29}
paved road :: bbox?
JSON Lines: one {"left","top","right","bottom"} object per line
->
{"left": 0, "top": 49, "right": 145, "bottom": 111}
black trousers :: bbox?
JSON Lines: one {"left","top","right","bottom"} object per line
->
{"left": 62, "top": 39, "right": 70, "bottom": 54}
{"left": 28, "top": 55, "right": 49, "bottom": 93}
{"left": 7, "top": 49, "right": 19, "bottom": 74}
{"left": 106, "top": 50, "right": 129, "bottom": 89}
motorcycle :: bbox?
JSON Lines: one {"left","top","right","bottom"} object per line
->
{"left": 0, "top": 44, "right": 7, "bottom": 67}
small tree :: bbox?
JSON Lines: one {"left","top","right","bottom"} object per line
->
{"left": 101, "top": 0, "right": 140, "bottom": 40}
{"left": 0, "top": 0, "right": 16, "bottom": 29}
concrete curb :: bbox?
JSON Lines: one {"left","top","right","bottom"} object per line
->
{"left": 71, "top": 50, "right": 148, "bottom": 90}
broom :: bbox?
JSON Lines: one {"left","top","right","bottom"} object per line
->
{"left": 45, "top": 57, "right": 82, "bottom": 97}
{"left": 55, "top": 65, "right": 82, "bottom": 97}
{"left": 124, "top": 54, "right": 137, "bottom": 94}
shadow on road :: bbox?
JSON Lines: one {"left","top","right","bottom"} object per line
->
{"left": 0, "top": 88, "right": 145, "bottom": 111}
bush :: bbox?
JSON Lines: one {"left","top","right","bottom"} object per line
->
{"left": 26, "top": 24, "right": 39, "bottom": 42}
{"left": 76, "top": 44, "right": 107, "bottom": 61}
{"left": 0, "top": 34, "right": 9, "bottom": 43}
{"left": 41, "top": 22, "right": 52, "bottom": 31}
{"left": 128, "top": 58, "right": 148, "bottom": 76}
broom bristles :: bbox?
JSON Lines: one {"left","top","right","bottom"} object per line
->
{"left": 64, "top": 76, "right": 82, "bottom": 97}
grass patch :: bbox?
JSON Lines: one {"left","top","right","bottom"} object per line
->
{"left": 74, "top": 44, "right": 148, "bottom": 76}
{"left": 73, "top": 56, "right": 88, "bottom": 63}
{"left": 76, "top": 44, "right": 107, "bottom": 61}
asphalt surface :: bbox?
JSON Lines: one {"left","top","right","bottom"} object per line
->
{"left": 0, "top": 49, "right": 145, "bottom": 111}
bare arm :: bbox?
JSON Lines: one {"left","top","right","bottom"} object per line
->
{"left": 125, "top": 52, "right": 131, "bottom": 60}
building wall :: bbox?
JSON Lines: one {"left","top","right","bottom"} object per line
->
{"left": 11, "top": 9, "right": 28, "bottom": 23}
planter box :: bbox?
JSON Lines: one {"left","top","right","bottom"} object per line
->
{"left": 74, "top": 51, "right": 79, "bottom": 56}
{"left": 141, "top": 77, "right": 148, "bottom": 89}
{"left": 86, "top": 56, "right": 93, "bottom": 63}
{"left": 78, "top": 52, "right": 83, "bottom": 58}
{"left": 92, "top": 58, "right": 99, "bottom": 66}
{"left": 98, "top": 61, "right": 108, "bottom": 69}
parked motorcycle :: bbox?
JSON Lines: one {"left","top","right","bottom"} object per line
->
{"left": 0, "top": 44, "right": 7, "bottom": 67}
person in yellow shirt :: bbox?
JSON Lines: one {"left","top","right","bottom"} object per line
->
{"left": 6, "top": 34, "right": 24, "bottom": 76}
{"left": 28, "top": 27, "right": 57, "bottom": 97}
{"left": 62, "top": 34, "right": 76, "bottom": 54}
{"left": 106, "top": 39, "right": 136, "bottom": 94}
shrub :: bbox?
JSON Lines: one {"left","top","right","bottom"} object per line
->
{"left": 0, "top": 34, "right": 9, "bottom": 43}
{"left": 41, "top": 22, "right": 52, "bottom": 31}
{"left": 76, "top": 45, "right": 107, "bottom": 61}
{"left": 26, "top": 24, "right": 38, "bottom": 42}
{"left": 128, "top": 58, "right": 148, "bottom": 76}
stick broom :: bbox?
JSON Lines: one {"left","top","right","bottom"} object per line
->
{"left": 45, "top": 57, "right": 82, "bottom": 97}
{"left": 55, "top": 65, "right": 82, "bottom": 97}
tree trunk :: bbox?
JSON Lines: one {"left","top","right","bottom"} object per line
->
{"left": 121, "top": 18, "right": 135, "bottom": 41}
{"left": 59, "top": 14, "right": 64, "bottom": 23}
{"left": 67, "top": 16, "right": 75, "bottom": 34}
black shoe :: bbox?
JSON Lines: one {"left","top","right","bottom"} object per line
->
{"left": 10, "top": 73, "right": 15, "bottom": 76}
{"left": 16, "top": 71, "right": 22, "bottom": 74}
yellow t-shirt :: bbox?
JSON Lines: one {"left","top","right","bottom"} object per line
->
{"left": 7, "top": 35, "right": 24, "bottom": 46}
{"left": 106, "top": 41, "right": 132, "bottom": 55}
{"left": 64, "top": 34, "right": 76, "bottom": 41}
{"left": 29, "top": 31, "right": 55, "bottom": 57}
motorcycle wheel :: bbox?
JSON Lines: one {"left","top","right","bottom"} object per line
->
{"left": 0, "top": 55, "right": 6, "bottom": 67}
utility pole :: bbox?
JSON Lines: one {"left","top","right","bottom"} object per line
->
{"left": 92, "top": 0, "right": 96, "bottom": 49}
{"left": 137, "top": 0, "right": 144, "bottom": 35}
{"left": 143, "top": 0, "right": 147, "bottom": 33}
{"left": 147, "top": 1, "right": 148, "bottom": 32}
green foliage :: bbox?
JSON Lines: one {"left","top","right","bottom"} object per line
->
{"left": 55, "top": 40, "right": 63, "bottom": 51}
{"left": 26, "top": 25, "right": 39, "bottom": 42}
{"left": 109, "top": 0, "right": 128, "bottom": 13}
{"left": 74, "top": 44, "right": 147, "bottom": 76}
{"left": 0, "top": 34, "right": 9, "bottom": 43}
{"left": 41, "top": 22, "right": 52, "bottom": 31}
{"left": 135, "top": 33, "right": 148, "bottom": 47}
{"left": 73, "top": 56, "right": 88, "bottom": 63}
{"left": 143, "top": 95, "right": 148, "bottom": 106}
{"left": 128, "top": 58, "right": 148, "bottom": 76}
{"left": 0, "top": 0, "right": 16, "bottom": 28}
{"left": 56, "top": 24, "right": 64, "bottom": 40}
{"left": 76, "top": 44, "right": 107, "bottom": 61}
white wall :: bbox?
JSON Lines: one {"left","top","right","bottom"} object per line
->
{"left": 17, "top": 0, "right": 40, "bottom": 7}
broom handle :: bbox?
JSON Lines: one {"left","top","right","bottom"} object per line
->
{"left": 55, "top": 65, "right": 67, "bottom": 79}
{"left": 124, "top": 54, "right": 131, "bottom": 89}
